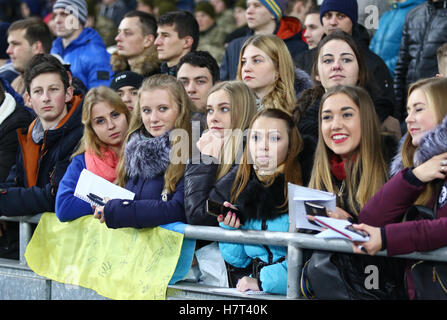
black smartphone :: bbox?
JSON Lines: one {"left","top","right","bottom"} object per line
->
{"left": 345, "top": 225, "right": 369, "bottom": 237}
{"left": 304, "top": 201, "right": 328, "bottom": 217}
{"left": 206, "top": 200, "right": 244, "bottom": 224}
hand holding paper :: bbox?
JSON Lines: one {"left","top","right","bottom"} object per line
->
{"left": 312, "top": 216, "right": 370, "bottom": 242}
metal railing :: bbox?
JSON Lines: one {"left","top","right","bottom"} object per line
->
{"left": 2, "top": 214, "right": 447, "bottom": 299}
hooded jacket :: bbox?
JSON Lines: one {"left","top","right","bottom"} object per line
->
{"left": 0, "top": 94, "right": 83, "bottom": 216}
{"left": 359, "top": 115, "right": 447, "bottom": 298}
{"left": 394, "top": 0, "right": 447, "bottom": 118}
{"left": 51, "top": 28, "right": 113, "bottom": 89}
{"left": 219, "top": 16, "right": 308, "bottom": 81}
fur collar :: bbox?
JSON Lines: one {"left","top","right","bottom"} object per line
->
{"left": 390, "top": 115, "right": 447, "bottom": 176}
{"left": 124, "top": 131, "right": 171, "bottom": 179}
{"left": 111, "top": 46, "right": 160, "bottom": 77}
{"left": 235, "top": 171, "right": 287, "bottom": 221}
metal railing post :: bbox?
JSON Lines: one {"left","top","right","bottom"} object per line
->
{"left": 19, "top": 221, "right": 32, "bottom": 265}
{"left": 286, "top": 243, "right": 302, "bottom": 299}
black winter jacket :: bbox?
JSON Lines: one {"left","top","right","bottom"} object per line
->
{"left": 0, "top": 95, "right": 34, "bottom": 182}
{"left": 394, "top": 0, "right": 447, "bottom": 119}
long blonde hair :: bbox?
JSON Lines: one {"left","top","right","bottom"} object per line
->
{"left": 231, "top": 109, "right": 303, "bottom": 211}
{"left": 206, "top": 81, "right": 257, "bottom": 180}
{"left": 116, "top": 74, "right": 193, "bottom": 193}
{"left": 401, "top": 77, "right": 447, "bottom": 205}
{"left": 236, "top": 34, "right": 296, "bottom": 114}
{"left": 72, "top": 86, "right": 131, "bottom": 159}
{"left": 309, "top": 85, "right": 388, "bottom": 215}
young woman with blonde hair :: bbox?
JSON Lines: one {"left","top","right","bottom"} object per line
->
{"left": 184, "top": 80, "right": 257, "bottom": 226}
{"left": 354, "top": 77, "right": 447, "bottom": 300}
{"left": 55, "top": 86, "right": 131, "bottom": 221}
{"left": 236, "top": 34, "right": 312, "bottom": 114}
{"left": 93, "top": 74, "right": 193, "bottom": 228}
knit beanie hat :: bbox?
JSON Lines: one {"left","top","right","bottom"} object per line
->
{"left": 53, "top": 0, "right": 88, "bottom": 26}
{"left": 258, "top": 0, "right": 283, "bottom": 23}
{"left": 195, "top": 2, "right": 216, "bottom": 20}
{"left": 110, "top": 71, "right": 143, "bottom": 91}
{"left": 320, "top": 0, "right": 358, "bottom": 25}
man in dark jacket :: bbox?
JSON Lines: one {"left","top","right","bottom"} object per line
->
{"left": 220, "top": 0, "right": 308, "bottom": 81}
{"left": 154, "top": 11, "right": 199, "bottom": 77}
{"left": 394, "top": 0, "right": 447, "bottom": 121}
{"left": 0, "top": 54, "right": 83, "bottom": 217}
{"left": 295, "top": 0, "right": 395, "bottom": 112}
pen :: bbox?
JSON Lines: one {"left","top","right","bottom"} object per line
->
{"left": 87, "top": 193, "right": 106, "bottom": 206}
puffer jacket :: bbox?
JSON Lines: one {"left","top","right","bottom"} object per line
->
{"left": 0, "top": 94, "right": 84, "bottom": 216}
{"left": 369, "top": 0, "right": 425, "bottom": 76}
{"left": 51, "top": 28, "right": 113, "bottom": 89}
{"left": 394, "top": 0, "right": 447, "bottom": 119}
{"left": 210, "top": 167, "right": 290, "bottom": 295}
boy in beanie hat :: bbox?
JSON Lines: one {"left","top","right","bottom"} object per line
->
{"left": 51, "top": 0, "right": 113, "bottom": 89}
{"left": 53, "top": 0, "right": 88, "bottom": 26}
{"left": 110, "top": 71, "right": 143, "bottom": 112}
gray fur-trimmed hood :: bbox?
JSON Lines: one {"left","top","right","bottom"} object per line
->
{"left": 124, "top": 131, "right": 171, "bottom": 180}
{"left": 390, "top": 114, "right": 447, "bottom": 176}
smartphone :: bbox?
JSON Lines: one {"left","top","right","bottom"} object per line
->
{"left": 345, "top": 224, "right": 369, "bottom": 237}
{"left": 304, "top": 201, "right": 328, "bottom": 217}
{"left": 206, "top": 200, "right": 244, "bottom": 223}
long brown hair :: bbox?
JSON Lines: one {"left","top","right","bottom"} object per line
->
{"left": 116, "top": 74, "right": 193, "bottom": 193}
{"left": 230, "top": 109, "right": 303, "bottom": 211}
{"left": 309, "top": 85, "right": 388, "bottom": 215}
{"left": 401, "top": 77, "right": 447, "bottom": 205}
{"left": 72, "top": 86, "right": 131, "bottom": 159}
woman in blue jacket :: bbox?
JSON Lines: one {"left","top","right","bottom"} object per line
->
{"left": 93, "top": 74, "right": 193, "bottom": 229}
{"left": 55, "top": 86, "right": 131, "bottom": 221}
{"left": 210, "top": 109, "right": 305, "bottom": 295}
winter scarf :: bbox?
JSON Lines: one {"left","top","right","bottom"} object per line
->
{"left": 390, "top": 114, "right": 447, "bottom": 176}
{"left": 85, "top": 147, "right": 119, "bottom": 182}
{"left": 124, "top": 130, "right": 171, "bottom": 180}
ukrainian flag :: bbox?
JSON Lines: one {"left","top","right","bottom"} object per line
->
{"left": 25, "top": 213, "right": 195, "bottom": 299}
